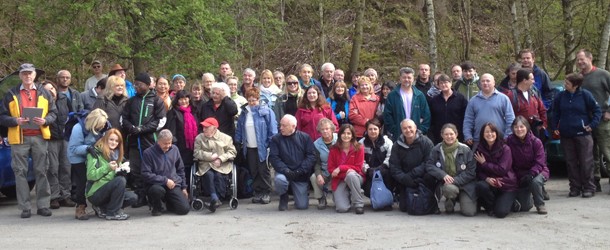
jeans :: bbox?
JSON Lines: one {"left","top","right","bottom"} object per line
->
{"left": 476, "top": 181, "right": 517, "bottom": 218}
{"left": 88, "top": 176, "right": 137, "bottom": 216}
{"left": 147, "top": 184, "right": 190, "bottom": 215}
{"left": 274, "top": 173, "right": 309, "bottom": 209}
{"left": 515, "top": 174, "right": 546, "bottom": 211}
{"left": 201, "top": 169, "right": 227, "bottom": 199}
{"left": 11, "top": 135, "right": 50, "bottom": 210}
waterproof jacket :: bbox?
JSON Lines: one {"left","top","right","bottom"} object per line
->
{"left": 121, "top": 90, "right": 167, "bottom": 149}
{"left": 425, "top": 142, "right": 477, "bottom": 200}
{"left": 85, "top": 148, "right": 118, "bottom": 198}
{"left": 389, "top": 132, "right": 434, "bottom": 188}
{"left": 193, "top": 131, "right": 237, "bottom": 176}
{"left": 314, "top": 133, "right": 337, "bottom": 177}
{"left": 199, "top": 96, "right": 238, "bottom": 138}
{"left": 80, "top": 88, "right": 98, "bottom": 111}
{"left": 531, "top": 65, "right": 554, "bottom": 109}
{"left": 327, "top": 97, "right": 350, "bottom": 126}
{"left": 93, "top": 94, "right": 128, "bottom": 131}
{"left": 62, "top": 87, "right": 84, "bottom": 113}
{"left": 553, "top": 88, "right": 601, "bottom": 138}
{"left": 141, "top": 143, "right": 186, "bottom": 190}
{"left": 505, "top": 88, "right": 547, "bottom": 128}
{"left": 67, "top": 123, "right": 103, "bottom": 164}
{"left": 295, "top": 105, "right": 338, "bottom": 141}
{"left": 0, "top": 84, "right": 57, "bottom": 144}
{"left": 269, "top": 130, "right": 317, "bottom": 182}
{"left": 327, "top": 145, "right": 365, "bottom": 191}
{"left": 506, "top": 132, "right": 550, "bottom": 180}
{"left": 383, "top": 87, "right": 431, "bottom": 141}
{"left": 235, "top": 104, "right": 278, "bottom": 162}
{"left": 359, "top": 135, "right": 393, "bottom": 173}
{"left": 475, "top": 142, "right": 517, "bottom": 192}
{"left": 49, "top": 92, "right": 70, "bottom": 140}
{"left": 349, "top": 94, "right": 380, "bottom": 137}
{"left": 429, "top": 91, "right": 468, "bottom": 144}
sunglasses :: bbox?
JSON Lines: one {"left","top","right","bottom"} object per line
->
{"left": 287, "top": 81, "right": 299, "bottom": 86}
{"left": 92, "top": 65, "right": 101, "bottom": 69}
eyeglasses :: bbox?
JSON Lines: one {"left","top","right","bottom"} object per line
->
{"left": 287, "top": 81, "right": 299, "bottom": 86}
{"left": 92, "top": 65, "right": 101, "bottom": 69}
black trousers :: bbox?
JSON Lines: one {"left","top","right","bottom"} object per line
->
{"left": 88, "top": 176, "right": 137, "bottom": 215}
{"left": 476, "top": 180, "right": 517, "bottom": 218}
{"left": 71, "top": 162, "right": 87, "bottom": 206}
{"left": 246, "top": 147, "right": 271, "bottom": 195}
{"left": 147, "top": 184, "right": 190, "bottom": 215}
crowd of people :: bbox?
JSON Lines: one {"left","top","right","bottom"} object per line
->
{"left": 1, "top": 48, "right": 609, "bottom": 220}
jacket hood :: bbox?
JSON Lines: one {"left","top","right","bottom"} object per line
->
{"left": 396, "top": 130, "right": 425, "bottom": 149}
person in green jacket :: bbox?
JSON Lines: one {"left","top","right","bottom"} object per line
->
{"left": 86, "top": 128, "right": 137, "bottom": 220}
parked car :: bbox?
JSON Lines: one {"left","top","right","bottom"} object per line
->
{"left": 0, "top": 72, "right": 36, "bottom": 197}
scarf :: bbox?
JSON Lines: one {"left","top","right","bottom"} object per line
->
{"left": 178, "top": 105, "right": 197, "bottom": 150}
{"left": 442, "top": 141, "right": 459, "bottom": 177}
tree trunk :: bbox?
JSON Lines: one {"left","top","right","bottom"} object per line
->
{"left": 562, "top": 0, "right": 576, "bottom": 75}
{"left": 509, "top": 0, "right": 521, "bottom": 58}
{"left": 598, "top": 2, "right": 610, "bottom": 69}
{"left": 458, "top": 0, "right": 472, "bottom": 61}
{"left": 320, "top": 1, "right": 325, "bottom": 63}
{"left": 348, "top": 0, "right": 365, "bottom": 79}
{"left": 521, "top": 0, "right": 533, "bottom": 49}
{"left": 425, "top": 0, "right": 437, "bottom": 72}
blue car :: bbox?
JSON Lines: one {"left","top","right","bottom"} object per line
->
{"left": 0, "top": 72, "right": 36, "bottom": 197}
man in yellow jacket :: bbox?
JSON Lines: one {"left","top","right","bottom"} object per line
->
{"left": 0, "top": 63, "right": 57, "bottom": 218}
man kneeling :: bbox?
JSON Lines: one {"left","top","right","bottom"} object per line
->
{"left": 141, "top": 129, "right": 190, "bottom": 216}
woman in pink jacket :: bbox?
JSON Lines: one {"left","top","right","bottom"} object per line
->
{"left": 349, "top": 76, "right": 379, "bottom": 138}
{"left": 296, "top": 85, "right": 338, "bottom": 141}
{"left": 328, "top": 124, "right": 365, "bottom": 214}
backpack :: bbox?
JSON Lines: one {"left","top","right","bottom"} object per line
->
{"left": 402, "top": 183, "right": 438, "bottom": 215}
{"left": 236, "top": 166, "right": 254, "bottom": 199}
{"left": 64, "top": 110, "right": 89, "bottom": 141}
{"left": 370, "top": 170, "right": 394, "bottom": 210}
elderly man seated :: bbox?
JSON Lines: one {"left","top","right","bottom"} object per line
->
{"left": 269, "top": 114, "right": 317, "bottom": 211}
{"left": 141, "top": 129, "right": 190, "bottom": 216}
{"left": 194, "top": 117, "right": 237, "bottom": 213}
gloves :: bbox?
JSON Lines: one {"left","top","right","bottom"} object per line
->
{"left": 294, "top": 168, "right": 308, "bottom": 178}
{"left": 129, "top": 125, "right": 141, "bottom": 135}
{"left": 283, "top": 169, "right": 297, "bottom": 181}
{"left": 519, "top": 174, "right": 534, "bottom": 188}
{"left": 86, "top": 145, "right": 96, "bottom": 156}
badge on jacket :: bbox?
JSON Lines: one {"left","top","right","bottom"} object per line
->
{"left": 460, "top": 164, "right": 466, "bottom": 170}
{"left": 436, "top": 162, "right": 441, "bottom": 168}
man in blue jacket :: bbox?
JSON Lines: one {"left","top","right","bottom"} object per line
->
{"left": 269, "top": 114, "right": 317, "bottom": 211}
{"left": 141, "top": 129, "right": 189, "bottom": 216}
{"left": 383, "top": 67, "right": 431, "bottom": 141}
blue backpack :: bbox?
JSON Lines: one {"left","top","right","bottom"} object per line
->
{"left": 370, "top": 170, "right": 394, "bottom": 210}
{"left": 63, "top": 110, "right": 89, "bottom": 141}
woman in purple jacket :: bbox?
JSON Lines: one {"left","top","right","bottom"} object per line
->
{"left": 506, "top": 116, "right": 549, "bottom": 215}
{"left": 474, "top": 122, "right": 517, "bottom": 218}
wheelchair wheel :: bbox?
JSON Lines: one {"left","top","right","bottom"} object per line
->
{"left": 229, "top": 197, "right": 239, "bottom": 209}
{"left": 191, "top": 198, "right": 204, "bottom": 211}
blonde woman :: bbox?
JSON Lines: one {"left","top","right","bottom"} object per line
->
{"left": 273, "top": 74, "right": 303, "bottom": 124}
{"left": 68, "top": 108, "right": 109, "bottom": 220}
{"left": 93, "top": 75, "right": 128, "bottom": 130}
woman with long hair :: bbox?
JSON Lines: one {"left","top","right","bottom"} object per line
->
{"left": 273, "top": 74, "right": 303, "bottom": 125}
{"left": 259, "top": 69, "right": 281, "bottom": 109}
{"left": 327, "top": 124, "right": 365, "bottom": 214}
{"left": 68, "top": 108, "right": 109, "bottom": 220}
{"left": 327, "top": 81, "right": 351, "bottom": 126}
{"left": 86, "top": 128, "right": 137, "bottom": 220}
{"left": 295, "top": 85, "right": 338, "bottom": 141}
{"left": 474, "top": 123, "right": 517, "bottom": 218}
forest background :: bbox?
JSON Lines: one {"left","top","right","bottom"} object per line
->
{"left": 1, "top": 0, "right": 609, "bottom": 90}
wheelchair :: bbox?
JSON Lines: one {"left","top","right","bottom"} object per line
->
{"left": 189, "top": 162, "right": 239, "bottom": 211}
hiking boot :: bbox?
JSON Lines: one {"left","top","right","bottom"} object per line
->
{"left": 444, "top": 199, "right": 455, "bottom": 214}
{"left": 317, "top": 196, "right": 327, "bottom": 210}
{"left": 260, "top": 194, "right": 271, "bottom": 204}
{"left": 511, "top": 200, "right": 521, "bottom": 212}
{"left": 536, "top": 205, "right": 548, "bottom": 215}
{"left": 568, "top": 190, "right": 581, "bottom": 197}
{"left": 131, "top": 195, "right": 148, "bottom": 208}
{"left": 582, "top": 191, "right": 594, "bottom": 198}
{"left": 75, "top": 205, "right": 89, "bottom": 220}
{"left": 278, "top": 194, "right": 288, "bottom": 211}
{"left": 59, "top": 198, "right": 76, "bottom": 207}
{"left": 206, "top": 199, "right": 219, "bottom": 213}
{"left": 21, "top": 209, "right": 31, "bottom": 218}
{"left": 37, "top": 208, "right": 52, "bottom": 217}
{"left": 355, "top": 207, "right": 364, "bottom": 214}
{"left": 92, "top": 206, "right": 106, "bottom": 219}
{"left": 106, "top": 212, "right": 130, "bottom": 220}
{"left": 151, "top": 208, "right": 162, "bottom": 216}
{"left": 50, "top": 199, "right": 60, "bottom": 209}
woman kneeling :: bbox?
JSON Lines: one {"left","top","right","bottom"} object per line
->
{"left": 328, "top": 124, "right": 366, "bottom": 214}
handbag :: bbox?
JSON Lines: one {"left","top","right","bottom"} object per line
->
{"left": 404, "top": 183, "right": 437, "bottom": 215}
{"left": 370, "top": 170, "right": 394, "bottom": 210}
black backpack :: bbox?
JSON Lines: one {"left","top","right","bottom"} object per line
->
{"left": 64, "top": 110, "right": 89, "bottom": 141}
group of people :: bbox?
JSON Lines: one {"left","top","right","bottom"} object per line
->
{"left": 2, "top": 47, "right": 609, "bottom": 220}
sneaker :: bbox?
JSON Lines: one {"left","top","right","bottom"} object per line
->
{"left": 511, "top": 200, "right": 521, "bottom": 212}
{"left": 582, "top": 191, "right": 594, "bottom": 198}
{"left": 50, "top": 199, "right": 60, "bottom": 209}
{"left": 151, "top": 208, "right": 162, "bottom": 216}
{"left": 92, "top": 206, "right": 106, "bottom": 219}
{"left": 58, "top": 198, "right": 76, "bottom": 207}
{"left": 317, "top": 196, "right": 327, "bottom": 210}
{"left": 278, "top": 194, "right": 288, "bottom": 211}
{"left": 106, "top": 212, "right": 130, "bottom": 220}
{"left": 536, "top": 205, "right": 548, "bottom": 215}
{"left": 444, "top": 199, "right": 455, "bottom": 214}
{"left": 355, "top": 207, "right": 364, "bottom": 215}
{"left": 37, "top": 208, "right": 52, "bottom": 217}
{"left": 251, "top": 194, "right": 262, "bottom": 204}
{"left": 568, "top": 190, "right": 581, "bottom": 197}
{"left": 260, "top": 194, "right": 271, "bottom": 204}
{"left": 206, "top": 199, "right": 219, "bottom": 213}
{"left": 21, "top": 209, "right": 31, "bottom": 219}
